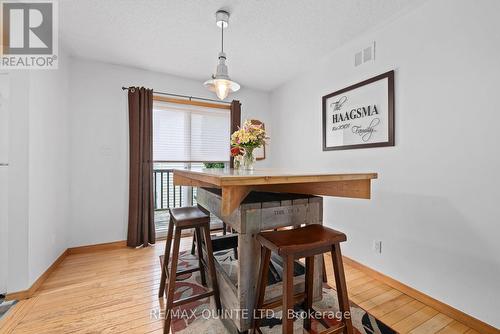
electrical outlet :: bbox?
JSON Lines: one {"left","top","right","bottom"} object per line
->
{"left": 373, "top": 240, "right": 382, "bottom": 254}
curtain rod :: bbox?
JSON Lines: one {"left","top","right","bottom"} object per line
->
{"left": 121, "top": 87, "right": 232, "bottom": 105}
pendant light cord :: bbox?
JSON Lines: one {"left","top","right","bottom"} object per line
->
{"left": 221, "top": 24, "right": 224, "bottom": 53}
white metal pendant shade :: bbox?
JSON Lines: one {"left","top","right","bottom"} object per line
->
{"left": 204, "top": 10, "right": 240, "bottom": 100}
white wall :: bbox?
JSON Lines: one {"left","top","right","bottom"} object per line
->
{"left": 68, "top": 58, "right": 271, "bottom": 247}
{"left": 268, "top": 0, "right": 500, "bottom": 327}
{"left": 27, "top": 50, "right": 71, "bottom": 284}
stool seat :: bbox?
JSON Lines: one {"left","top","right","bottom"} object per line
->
{"left": 169, "top": 206, "right": 209, "bottom": 227}
{"left": 257, "top": 224, "right": 347, "bottom": 256}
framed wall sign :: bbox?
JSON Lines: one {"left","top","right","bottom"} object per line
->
{"left": 322, "top": 70, "right": 394, "bottom": 151}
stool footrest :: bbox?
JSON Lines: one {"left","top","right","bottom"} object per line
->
{"left": 172, "top": 290, "right": 215, "bottom": 307}
{"left": 177, "top": 267, "right": 202, "bottom": 276}
{"left": 167, "top": 266, "right": 202, "bottom": 278}
{"left": 160, "top": 255, "right": 203, "bottom": 279}
{"left": 261, "top": 292, "right": 305, "bottom": 310}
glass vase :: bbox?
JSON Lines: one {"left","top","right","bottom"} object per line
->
{"left": 243, "top": 148, "right": 256, "bottom": 170}
{"left": 233, "top": 156, "right": 242, "bottom": 170}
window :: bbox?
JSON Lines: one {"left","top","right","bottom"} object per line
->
{"left": 153, "top": 100, "right": 231, "bottom": 162}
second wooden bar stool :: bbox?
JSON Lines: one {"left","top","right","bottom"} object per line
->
{"left": 252, "top": 224, "right": 353, "bottom": 334}
{"left": 158, "top": 206, "right": 221, "bottom": 334}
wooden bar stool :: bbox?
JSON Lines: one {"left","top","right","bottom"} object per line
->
{"left": 158, "top": 206, "right": 222, "bottom": 334}
{"left": 252, "top": 224, "right": 353, "bottom": 334}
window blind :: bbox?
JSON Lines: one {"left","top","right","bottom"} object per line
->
{"left": 153, "top": 101, "right": 230, "bottom": 162}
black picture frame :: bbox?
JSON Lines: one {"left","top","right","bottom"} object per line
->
{"left": 322, "top": 70, "right": 395, "bottom": 151}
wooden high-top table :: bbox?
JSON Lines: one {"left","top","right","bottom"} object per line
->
{"left": 173, "top": 168, "right": 377, "bottom": 332}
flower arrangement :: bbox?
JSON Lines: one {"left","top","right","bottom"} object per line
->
{"left": 230, "top": 119, "right": 268, "bottom": 170}
{"left": 231, "top": 120, "right": 267, "bottom": 150}
{"left": 230, "top": 146, "right": 243, "bottom": 157}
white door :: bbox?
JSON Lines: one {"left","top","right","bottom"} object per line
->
{"left": 0, "top": 74, "right": 7, "bottom": 163}
{"left": 0, "top": 73, "right": 9, "bottom": 295}
{"left": 0, "top": 166, "right": 7, "bottom": 296}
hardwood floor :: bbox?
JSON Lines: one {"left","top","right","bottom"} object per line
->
{"left": 323, "top": 255, "right": 480, "bottom": 334}
{"left": 0, "top": 238, "right": 482, "bottom": 333}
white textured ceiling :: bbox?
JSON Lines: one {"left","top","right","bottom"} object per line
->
{"left": 60, "top": 0, "right": 422, "bottom": 91}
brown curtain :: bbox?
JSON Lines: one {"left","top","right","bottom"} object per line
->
{"left": 229, "top": 100, "right": 241, "bottom": 168}
{"left": 127, "top": 87, "right": 155, "bottom": 247}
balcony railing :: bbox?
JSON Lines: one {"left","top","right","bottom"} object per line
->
{"left": 153, "top": 168, "right": 196, "bottom": 210}
{"left": 153, "top": 162, "right": 228, "bottom": 236}
{"left": 153, "top": 167, "right": 197, "bottom": 236}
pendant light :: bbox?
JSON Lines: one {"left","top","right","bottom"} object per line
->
{"left": 204, "top": 10, "right": 240, "bottom": 100}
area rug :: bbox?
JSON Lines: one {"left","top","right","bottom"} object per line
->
{"left": 164, "top": 251, "right": 397, "bottom": 334}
